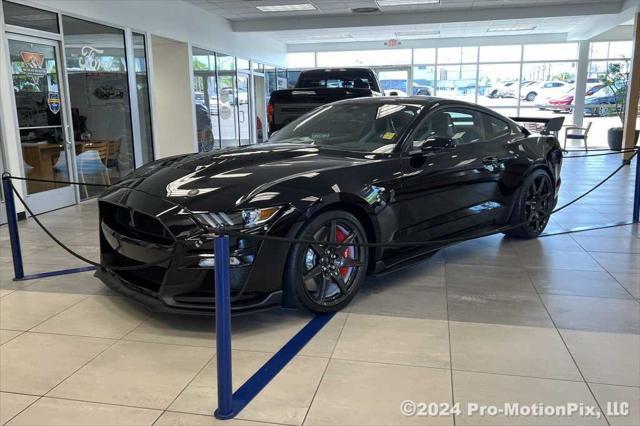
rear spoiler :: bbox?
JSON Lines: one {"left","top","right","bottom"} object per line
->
{"left": 510, "top": 116, "right": 565, "bottom": 135}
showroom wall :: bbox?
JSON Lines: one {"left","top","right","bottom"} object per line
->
{"left": 151, "top": 36, "right": 195, "bottom": 158}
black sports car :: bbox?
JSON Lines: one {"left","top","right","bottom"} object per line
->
{"left": 96, "top": 97, "right": 562, "bottom": 314}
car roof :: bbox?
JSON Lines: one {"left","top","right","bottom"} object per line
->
{"left": 333, "top": 95, "right": 487, "bottom": 110}
{"left": 331, "top": 96, "right": 521, "bottom": 126}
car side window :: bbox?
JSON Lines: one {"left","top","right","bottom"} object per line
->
{"left": 410, "top": 108, "right": 482, "bottom": 149}
{"left": 484, "top": 114, "right": 512, "bottom": 140}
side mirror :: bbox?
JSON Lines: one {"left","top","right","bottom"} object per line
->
{"left": 421, "top": 136, "right": 455, "bottom": 151}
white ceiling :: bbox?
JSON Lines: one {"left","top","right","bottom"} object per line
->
{"left": 183, "top": 0, "right": 636, "bottom": 46}
{"left": 266, "top": 16, "right": 592, "bottom": 44}
{"left": 185, "top": 0, "right": 620, "bottom": 21}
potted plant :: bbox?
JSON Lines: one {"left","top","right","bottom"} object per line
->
{"left": 601, "top": 63, "right": 639, "bottom": 150}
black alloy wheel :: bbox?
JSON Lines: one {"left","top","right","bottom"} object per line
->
{"left": 504, "top": 169, "right": 554, "bottom": 238}
{"left": 284, "top": 210, "right": 368, "bottom": 313}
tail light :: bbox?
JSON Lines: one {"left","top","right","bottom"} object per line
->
{"left": 267, "top": 102, "right": 274, "bottom": 128}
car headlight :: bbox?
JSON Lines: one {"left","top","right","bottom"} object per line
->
{"left": 193, "top": 206, "right": 283, "bottom": 230}
{"left": 241, "top": 206, "right": 282, "bottom": 228}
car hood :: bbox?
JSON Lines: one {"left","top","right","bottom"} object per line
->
{"left": 107, "top": 144, "right": 378, "bottom": 213}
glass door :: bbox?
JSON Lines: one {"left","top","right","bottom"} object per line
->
{"left": 373, "top": 68, "right": 410, "bottom": 96}
{"left": 7, "top": 35, "right": 75, "bottom": 214}
{"left": 237, "top": 72, "right": 251, "bottom": 145}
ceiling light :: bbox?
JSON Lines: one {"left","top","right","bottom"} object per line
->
{"left": 256, "top": 3, "right": 316, "bottom": 12}
{"left": 487, "top": 25, "right": 537, "bottom": 32}
{"left": 351, "top": 7, "right": 381, "bottom": 13}
{"left": 395, "top": 30, "right": 440, "bottom": 37}
{"left": 377, "top": 0, "right": 440, "bottom": 6}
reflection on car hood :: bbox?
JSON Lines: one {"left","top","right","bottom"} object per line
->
{"left": 109, "top": 144, "right": 375, "bottom": 212}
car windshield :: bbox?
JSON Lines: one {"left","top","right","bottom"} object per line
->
{"left": 269, "top": 103, "right": 424, "bottom": 153}
{"left": 297, "top": 71, "right": 375, "bottom": 89}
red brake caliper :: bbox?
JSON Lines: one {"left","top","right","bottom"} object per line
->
{"left": 335, "top": 227, "right": 353, "bottom": 278}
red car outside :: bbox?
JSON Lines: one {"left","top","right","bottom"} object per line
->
{"left": 548, "top": 84, "right": 603, "bottom": 112}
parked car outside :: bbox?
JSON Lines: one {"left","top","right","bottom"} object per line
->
{"left": 522, "top": 81, "right": 571, "bottom": 102}
{"left": 547, "top": 83, "right": 604, "bottom": 112}
{"left": 584, "top": 85, "right": 626, "bottom": 116}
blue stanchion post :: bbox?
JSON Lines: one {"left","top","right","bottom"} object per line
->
{"left": 634, "top": 151, "right": 640, "bottom": 223}
{"left": 2, "top": 174, "right": 24, "bottom": 280}
{"left": 213, "top": 234, "right": 234, "bottom": 420}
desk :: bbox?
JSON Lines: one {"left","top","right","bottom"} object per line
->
{"left": 21, "top": 142, "right": 66, "bottom": 194}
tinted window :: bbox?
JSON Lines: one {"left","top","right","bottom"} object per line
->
{"left": 3, "top": 1, "right": 59, "bottom": 33}
{"left": 297, "top": 71, "right": 375, "bottom": 89}
{"left": 270, "top": 102, "right": 423, "bottom": 153}
{"left": 484, "top": 114, "right": 512, "bottom": 140}
{"left": 411, "top": 108, "right": 482, "bottom": 148}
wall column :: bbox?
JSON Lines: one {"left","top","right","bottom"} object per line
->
{"left": 572, "top": 41, "right": 590, "bottom": 129}
{"left": 623, "top": 12, "right": 640, "bottom": 163}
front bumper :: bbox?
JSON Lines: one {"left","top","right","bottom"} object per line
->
{"left": 95, "top": 267, "right": 282, "bottom": 315}
{"left": 95, "top": 189, "right": 295, "bottom": 315}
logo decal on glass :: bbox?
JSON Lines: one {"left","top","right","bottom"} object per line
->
{"left": 48, "top": 92, "right": 61, "bottom": 114}
{"left": 79, "top": 46, "right": 105, "bottom": 71}
{"left": 20, "top": 51, "right": 47, "bottom": 83}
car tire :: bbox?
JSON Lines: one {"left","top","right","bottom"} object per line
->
{"left": 503, "top": 169, "right": 554, "bottom": 239}
{"left": 597, "top": 106, "right": 608, "bottom": 117}
{"left": 283, "top": 210, "right": 368, "bottom": 313}
{"left": 526, "top": 92, "right": 537, "bottom": 101}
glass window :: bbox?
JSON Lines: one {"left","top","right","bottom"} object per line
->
{"left": 265, "top": 65, "right": 276, "bottom": 103}
{"left": 479, "top": 45, "right": 521, "bottom": 63}
{"left": 132, "top": 33, "right": 153, "bottom": 164}
{"left": 317, "top": 49, "right": 411, "bottom": 67}
{"left": 287, "top": 52, "right": 315, "bottom": 68}
{"left": 252, "top": 62, "right": 264, "bottom": 73}
{"left": 436, "top": 47, "right": 477, "bottom": 64}
{"left": 436, "top": 64, "right": 477, "bottom": 102}
{"left": 237, "top": 57, "right": 250, "bottom": 73}
{"left": 484, "top": 114, "right": 512, "bottom": 139}
{"left": 376, "top": 69, "right": 408, "bottom": 95}
{"left": 412, "top": 65, "right": 435, "bottom": 96}
{"left": 589, "top": 42, "right": 609, "bottom": 59}
{"left": 62, "top": 15, "right": 134, "bottom": 199}
{"left": 608, "top": 41, "right": 633, "bottom": 59}
{"left": 269, "top": 102, "right": 423, "bottom": 153}
{"left": 276, "top": 69, "right": 287, "bottom": 89}
{"left": 286, "top": 70, "right": 302, "bottom": 88}
{"left": 523, "top": 43, "right": 578, "bottom": 61}
{"left": 216, "top": 53, "right": 238, "bottom": 148}
{"left": 414, "top": 48, "right": 435, "bottom": 64}
{"left": 412, "top": 108, "right": 482, "bottom": 147}
{"left": 192, "top": 47, "right": 219, "bottom": 151}
{"left": 2, "top": 1, "right": 59, "bottom": 33}
{"left": 9, "top": 39, "right": 69, "bottom": 195}
{"left": 477, "top": 63, "right": 520, "bottom": 107}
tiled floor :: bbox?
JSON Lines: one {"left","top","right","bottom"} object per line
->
{"left": 1, "top": 154, "right": 639, "bottom": 426}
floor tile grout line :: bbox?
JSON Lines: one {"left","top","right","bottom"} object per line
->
{"left": 517, "top": 254, "right": 612, "bottom": 426}
{"left": 443, "top": 260, "right": 457, "bottom": 426}
{"left": 569, "top": 232, "right": 640, "bottom": 303}
{"left": 300, "top": 312, "right": 349, "bottom": 426}
{"left": 153, "top": 352, "right": 217, "bottom": 426}
{"left": 3, "top": 334, "right": 121, "bottom": 425}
